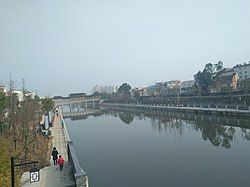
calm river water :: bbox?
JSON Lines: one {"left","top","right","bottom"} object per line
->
{"left": 65, "top": 108, "right": 250, "bottom": 187}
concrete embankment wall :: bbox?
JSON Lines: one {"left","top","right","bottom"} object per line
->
{"left": 59, "top": 108, "right": 89, "bottom": 187}
{"left": 102, "top": 103, "right": 250, "bottom": 118}
{"left": 103, "top": 104, "right": 250, "bottom": 129}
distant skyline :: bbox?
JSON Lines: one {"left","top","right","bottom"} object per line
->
{"left": 1, "top": 0, "right": 250, "bottom": 96}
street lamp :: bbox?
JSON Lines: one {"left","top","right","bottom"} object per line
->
{"left": 11, "top": 156, "right": 39, "bottom": 187}
{"left": 30, "top": 167, "right": 40, "bottom": 183}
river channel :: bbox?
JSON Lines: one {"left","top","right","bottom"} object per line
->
{"left": 64, "top": 107, "right": 250, "bottom": 187}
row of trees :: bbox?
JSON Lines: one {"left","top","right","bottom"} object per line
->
{"left": 0, "top": 82, "right": 54, "bottom": 186}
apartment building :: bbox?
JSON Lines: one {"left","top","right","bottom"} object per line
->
{"left": 233, "top": 62, "right": 250, "bottom": 81}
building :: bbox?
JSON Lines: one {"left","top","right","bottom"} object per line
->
{"left": 92, "top": 85, "right": 119, "bottom": 94}
{"left": 131, "top": 87, "right": 149, "bottom": 97}
{"left": 233, "top": 62, "right": 250, "bottom": 91}
{"left": 233, "top": 62, "right": 250, "bottom": 81}
{"left": 9, "top": 90, "right": 36, "bottom": 101}
{"left": 0, "top": 85, "right": 6, "bottom": 93}
{"left": 69, "top": 92, "right": 86, "bottom": 99}
{"left": 163, "top": 80, "right": 182, "bottom": 96}
{"left": 180, "top": 80, "right": 195, "bottom": 94}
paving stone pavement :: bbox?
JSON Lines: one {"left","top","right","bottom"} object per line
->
{"left": 21, "top": 114, "right": 75, "bottom": 187}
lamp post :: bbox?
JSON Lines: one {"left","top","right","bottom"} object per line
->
{"left": 11, "top": 156, "right": 39, "bottom": 187}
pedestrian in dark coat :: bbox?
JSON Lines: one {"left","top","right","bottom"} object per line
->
{"left": 51, "top": 147, "right": 59, "bottom": 165}
{"left": 58, "top": 155, "right": 65, "bottom": 171}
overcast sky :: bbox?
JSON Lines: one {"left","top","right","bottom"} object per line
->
{"left": 0, "top": 0, "right": 250, "bottom": 96}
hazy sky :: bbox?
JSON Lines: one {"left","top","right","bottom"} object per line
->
{"left": 0, "top": 0, "right": 250, "bottom": 96}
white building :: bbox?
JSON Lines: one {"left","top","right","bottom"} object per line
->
{"left": 233, "top": 62, "right": 250, "bottom": 81}
{"left": 92, "top": 85, "right": 119, "bottom": 94}
{"left": 180, "top": 80, "right": 195, "bottom": 94}
{"left": 12, "top": 90, "right": 35, "bottom": 102}
{"left": 0, "top": 85, "right": 7, "bottom": 93}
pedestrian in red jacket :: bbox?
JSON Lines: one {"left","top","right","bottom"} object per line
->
{"left": 58, "top": 155, "right": 65, "bottom": 171}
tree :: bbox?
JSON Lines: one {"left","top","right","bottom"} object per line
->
{"left": 118, "top": 112, "right": 134, "bottom": 124}
{"left": 92, "top": 91, "right": 100, "bottom": 97}
{"left": 41, "top": 97, "right": 54, "bottom": 125}
{"left": 118, "top": 83, "right": 132, "bottom": 94}
{"left": 0, "top": 92, "right": 7, "bottom": 134}
{"left": 41, "top": 97, "right": 54, "bottom": 113}
{"left": 194, "top": 61, "right": 224, "bottom": 94}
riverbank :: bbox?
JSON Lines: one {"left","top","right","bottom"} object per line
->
{"left": 102, "top": 103, "right": 250, "bottom": 118}
{"left": 21, "top": 112, "right": 75, "bottom": 187}
{"left": 105, "top": 93, "right": 250, "bottom": 110}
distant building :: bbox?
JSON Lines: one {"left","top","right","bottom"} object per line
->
{"left": 9, "top": 90, "right": 36, "bottom": 101}
{"left": 233, "top": 62, "right": 250, "bottom": 81}
{"left": 132, "top": 87, "right": 149, "bottom": 97}
{"left": 162, "top": 80, "right": 182, "bottom": 96}
{"left": 92, "top": 85, "right": 103, "bottom": 93}
{"left": 180, "top": 80, "right": 195, "bottom": 94}
{"left": 147, "top": 85, "right": 158, "bottom": 96}
{"left": 13, "top": 90, "right": 24, "bottom": 101}
{"left": 233, "top": 62, "right": 250, "bottom": 91}
{"left": 215, "top": 69, "right": 239, "bottom": 92}
{"left": 69, "top": 92, "right": 86, "bottom": 98}
{"left": 92, "top": 85, "right": 119, "bottom": 94}
{"left": 53, "top": 96, "right": 63, "bottom": 100}
{"left": 0, "top": 85, "right": 6, "bottom": 93}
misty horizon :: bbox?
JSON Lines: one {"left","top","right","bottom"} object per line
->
{"left": 1, "top": 0, "right": 250, "bottom": 96}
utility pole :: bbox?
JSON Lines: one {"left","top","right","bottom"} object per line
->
{"left": 9, "top": 74, "right": 18, "bottom": 150}
{"left": 22, "top": 79, "right": 29, "bottom": 163}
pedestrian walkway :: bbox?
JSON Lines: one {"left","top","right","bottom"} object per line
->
{"left": 21, "top": 114, "right": 75, "bottom": 187}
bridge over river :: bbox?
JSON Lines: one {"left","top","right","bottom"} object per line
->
{"left": 53, "top": 96, "right": 100, "bottom": 112}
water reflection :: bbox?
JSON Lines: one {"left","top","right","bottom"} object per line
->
{"left": 63, "top": 105, "right": 250, "bottom": 149}
{"left": 118, "top": 112, "right": 134, "bottom": 124}
{"left": 195, "top": 121, "right": 235, "bottom": 149}
{"left": 65, "top": 106, "right": 250, "bottom": 187}
{"left": 102, "top": 107, "right": 250, "bottom": 149}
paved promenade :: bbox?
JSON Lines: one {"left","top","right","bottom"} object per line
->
{"left": 21, "top": 114, "right": 75, "bottom": 187}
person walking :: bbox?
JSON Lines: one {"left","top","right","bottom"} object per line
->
{"left": 58, "top": 155, "right": 65, "bottom": 171}
{"left": 51, "top": 147, "right": 59, "bottom": 165}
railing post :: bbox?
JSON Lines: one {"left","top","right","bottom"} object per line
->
{"left": 67, "top": 141, "right": 73, "bottom": 163}
{"left": 236, "top": 106, "right": 238, "bottom": 111}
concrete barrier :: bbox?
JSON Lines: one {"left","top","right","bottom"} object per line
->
{"left": 68, "top": 142, "right": 89, "bottom": 187}
{"left": 59, "top": 107, "right": 89, "bottom": 187}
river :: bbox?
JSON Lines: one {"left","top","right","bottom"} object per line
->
{"left": 64, "top": 107, "right": 250, "bottom": 187}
